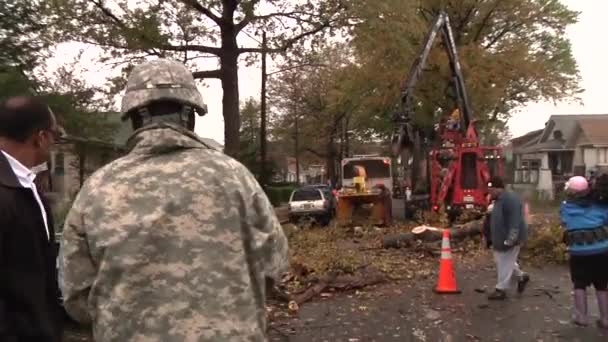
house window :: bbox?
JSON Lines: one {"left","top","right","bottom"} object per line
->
{"left": 548, "top": 152, "right": 573, "bottom": 176}
{"left": 598, "top": 148, "right": 608, "bottom": 165}
{"left": 521, "top": 159, "right": 540, "bottom": 169}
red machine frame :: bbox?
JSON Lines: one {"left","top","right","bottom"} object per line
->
{"left": 391, "top": 11, "right": 505, "bottom": 222}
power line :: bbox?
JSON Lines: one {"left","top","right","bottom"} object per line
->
{"left": 242, "top": 30, "right": 262, "bottom": 44}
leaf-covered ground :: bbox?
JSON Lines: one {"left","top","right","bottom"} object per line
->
{"left": 63, "top": 211, "right": 567, "bottom": 341}
{"left": 283, "top": 210, "right": 564, "bottom": 291}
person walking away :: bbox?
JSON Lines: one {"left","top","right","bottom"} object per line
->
{"left": 486, "top": 176, "right": 530, "bottom": 300}
{"left": 60, "top": 59, "right": 289, "bottom": 342}
{"left": 560, "top": 175, "right": 608, "bottom": 329}
{"left": 0, "top": 96, "right": 64, "bottom": 341}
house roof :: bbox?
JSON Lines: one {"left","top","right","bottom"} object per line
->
{"left": 575, "top": 118, "right": 608, "bottom": 147}
{"left": 511, "top": 129, "right": 544, "bottom": 153}
{"left": 511, "top": 129, "right": 543, "bottom": 145}
{"left": 514, "top": 114, "right": 608, "bottom": 154}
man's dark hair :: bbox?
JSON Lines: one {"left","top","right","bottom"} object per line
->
{"left": 592, "top": 173, "right": 608, "bottom": 202}
{"left": 0, "top": 96, "right": 53, "bottom": 142}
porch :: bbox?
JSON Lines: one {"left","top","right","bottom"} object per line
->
{"left": 511, "top": 150, "right": 574, "bottom": 200}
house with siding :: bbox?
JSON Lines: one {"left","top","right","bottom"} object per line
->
{"left": 511, "top": 114, "right": 608, "bottom": 199}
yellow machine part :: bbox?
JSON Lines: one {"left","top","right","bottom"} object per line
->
{"left": 336, "top": 192, "right": 391, "bottom": 227}
{"left": 353, "top": 176, "right": 366, "bottom": 192}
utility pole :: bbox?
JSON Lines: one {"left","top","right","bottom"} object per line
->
{"left": 260, "top": 31, "right": 268, "bottom": 187}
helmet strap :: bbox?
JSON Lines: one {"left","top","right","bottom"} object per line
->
{"left": 137, "top": 104, "right": 192, "bottom": 128}
{"left": 179, "top": 105, "right": 192, "bottom": 127}
{"left": 137, "top": 107, "right": 152, "bottom": 126}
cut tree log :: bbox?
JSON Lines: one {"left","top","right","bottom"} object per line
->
{"left": 382, "top": 219, "right": 483, "bottom": 249}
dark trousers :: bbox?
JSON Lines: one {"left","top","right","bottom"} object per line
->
{"left": 570, "top": 252, "right": 608, "bottom": 290}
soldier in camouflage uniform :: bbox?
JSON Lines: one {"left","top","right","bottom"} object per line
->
{"left": 60, "top": 59, "right": 289, "bottom": 341}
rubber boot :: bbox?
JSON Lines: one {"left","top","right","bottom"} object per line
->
{"left": 597, "top": 291, "right": 608, "bottom": 330}
{"left": 573, "top": 289, "right": 588, "bottom": 326}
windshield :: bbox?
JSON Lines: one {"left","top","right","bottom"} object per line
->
{"left": 292, "top": 189, "right": 322, "bottom": 201}
{"left": 343, "top": 159, "right": 391, "bottom": 179}
{"left": 309, "top": 185, "right": 332, "bottom": 197}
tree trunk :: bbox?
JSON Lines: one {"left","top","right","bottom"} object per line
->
{"left": 344, "top": 115, "right": 350, "bottom": 158}
{"left": 382, "top": 220, "right": 483, "bottom": 249}
{"left": 339, "top": 118, "right": 345, "bottom": 159}
{"left": 220, "top": 29, "right": 240, "bottom": 158}
{"left": 259, "top": 32, "right": 268, "bottom": 186}
{"left": 78, "top": 147, "right": 86, "bottom": 188}
{"left": 325, "top": 137, "right": 337, "bottom": 187}
{"left": 295, "top": 113, "right": 300, "bottom": 185}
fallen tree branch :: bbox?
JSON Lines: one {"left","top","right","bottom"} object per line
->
{"left": 329, "top": 271, "right": 385, "bottom": 292}
{"left": 293, "top": 272, "right": 338, "bottom": 305}
{"left": 289, "top": 268, "right": 386, "bottom": 306}
{"left": 382, "top": 220, "right": 483, "bottom": 249}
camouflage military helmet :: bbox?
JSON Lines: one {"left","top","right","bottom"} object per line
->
{"left": 121, "top": 59, "right": 208, "bottom": 118}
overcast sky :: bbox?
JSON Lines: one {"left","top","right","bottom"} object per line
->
{"left": 508, "top": 0, "right": 608, "bottom": 138}
{"left": 48, "top": 0, "right": 607, "bottom": 144}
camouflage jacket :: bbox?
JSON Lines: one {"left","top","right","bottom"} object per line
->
{"left": 60, "top": 123, "right": 289, "bottom": 342}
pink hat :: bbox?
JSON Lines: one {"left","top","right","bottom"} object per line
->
{"left": 565, "top": 176, "right": 588, "bottom": 193}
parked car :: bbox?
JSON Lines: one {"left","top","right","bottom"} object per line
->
{"left": 303, "top": 184, "right": 337, "bottom": 214}
{"left": 288, "top": 187, "right": 333, "bottom": 225}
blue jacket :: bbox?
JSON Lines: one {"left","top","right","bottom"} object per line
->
{"left": 560, "top": 199, "right": 608, "bottom": 256}
{"left": 490, "top": 191, "right": 528, "bottom": 251}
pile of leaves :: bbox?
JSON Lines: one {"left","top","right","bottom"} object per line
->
{"left": 522, "top": 214, "right": 568, "bottom": 264}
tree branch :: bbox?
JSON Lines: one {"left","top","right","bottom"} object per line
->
{"left": 483, "top": 22, "right": 524, "bottom": 50}
{"left": 180, "top": 0, "right": 223, "bottom": 25}
{"left": 267, "top": 63, "right": 328, "bottom": 76}
{"left": 88, "top": 0, "right": 222, "bottom": 56}
{"left": 303, "top": 147, "right": 327, "bottom": 158}
{"left": 281, "top": 21, "right": 332, "bottom": 50}
{"left": 235, "top": 0, "right": 264, "bottom": 31}
{"left": 192, "top": 69, "right": 222, "bottom": 79}
{"left": 87, "top": 0, "right": 166, "bottom": 56}
{"left": 238, "top": 20, "right": 332, "bottom": 55}
{"left": 473, "top": 1, "right": 501, "bottom": 43}
{"left": 454, "top": 6, "right": 477, "bottom": 44}
{"left": 237, "top": 10, "right": 318, "bottom": 32}
{"left": 159, "top": 44, "right": 223, "bottom": 55}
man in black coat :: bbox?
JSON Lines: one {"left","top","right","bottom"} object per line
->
{"left": 0, "top": 96, "right": 64, "bottom": 342}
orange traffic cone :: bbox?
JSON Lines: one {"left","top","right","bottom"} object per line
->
{"left": 434, "top": 229, "right": 461, "bottom": 294}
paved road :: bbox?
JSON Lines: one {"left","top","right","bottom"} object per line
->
{"left": 269, "top": 254, "right": 607, "bottom": 342}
